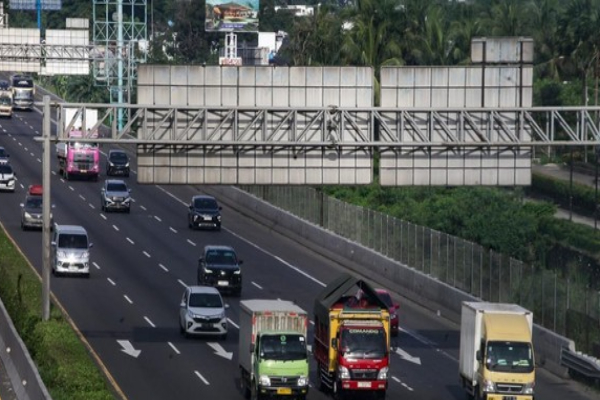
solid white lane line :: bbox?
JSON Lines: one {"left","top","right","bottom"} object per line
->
{"left": 144, "top": 316, "right": 155, "bottom": 327}
{"left": 251, "top": 281, "right": 263, "bottom": 290}
{"left": 159, "top": 263, "right": 169, "bottom": 272}
{"left": 194, "top": 371, "right": 209, "bottom": 385}
{"left": 168, "top": 342, "right": 180, "bottom": 355}
{"left": 124, "top": 295, "right": 133, "bottom": 304}
{"left": 107, "top": 278, "right": 116, "bottom": 286}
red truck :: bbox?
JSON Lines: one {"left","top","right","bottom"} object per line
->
{"left": 313, "top": 273, "right": 391, "bottom": 400}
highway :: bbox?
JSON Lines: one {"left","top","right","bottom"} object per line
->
{"left": 0, "top": 106, "right": 597, "bottom": 400}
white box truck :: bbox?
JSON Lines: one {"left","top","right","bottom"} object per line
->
{"left": 459, "top": 301, "right": 535, "bottom": 400}
{"left": 239, "top": 299, "right": 309, "bottom": 400}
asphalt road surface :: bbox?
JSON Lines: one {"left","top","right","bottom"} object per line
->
{"left": 0, "top": 107, "right": 598, "bottom": 400}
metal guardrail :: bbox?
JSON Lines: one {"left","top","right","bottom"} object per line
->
{"left": 561, "top": 347, "right": 600, "bottom": 379}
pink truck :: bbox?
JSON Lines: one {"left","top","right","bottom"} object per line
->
{"left": 56, "top": 109, "right": 100, "bottom": 181}
{"left": 56, "top": 129, "right": 100, "bottom": 181}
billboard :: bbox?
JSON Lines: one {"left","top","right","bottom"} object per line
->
{"left": 10, "top": 0, "right": 61, "bottom": 10}
{"left": 205, "top": 0, "right": 259, "bottom": 32}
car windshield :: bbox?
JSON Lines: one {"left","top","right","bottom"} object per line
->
{"left": 194, "top": 198, "right": 218, "bottom": 210}
{"left": 260, "top": 334, "right": 307, "bottom": 361}
{"left": 205, "top": 250, "right": 237, "bottom": 265}
{"left": 0, "top": 164, "right": 13, "bottom": 174}
{"left": 189, "top": 293, "right": 223, "bottom": 308}
{"left": 110, "top": 152, "right": 128, "bottom": 161}
{"left": 25, "top": 197, "right": 43, "bottom": 209}
{"left": 107, "top": 183, "right": 128, "bottom": 192}
{"left": 0, "top": 97, "right": 11, "bottom": 105}
{"left": 377, "top": 291, "right": 393, "bottom": 308}
{"left": 57, "top": 234, "right": 88, "bottom": 249}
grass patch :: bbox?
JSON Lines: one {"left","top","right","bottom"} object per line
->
{"left": 0, "top": 228, "right": 116, "bottom": 400}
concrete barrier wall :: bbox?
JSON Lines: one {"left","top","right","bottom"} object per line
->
{"left": 205, "top": 185, "right": 573, "bottom": 378}
{"left": 0, "top": 298, "right": 52, "bottom": 400}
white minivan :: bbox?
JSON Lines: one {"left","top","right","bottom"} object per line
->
{"left": 51, "top": 225, "right": 93, "bottom": 277}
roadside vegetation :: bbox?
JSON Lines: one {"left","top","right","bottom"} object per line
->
{"left": 0, "top": 229, "right": 115, "bottom": 400}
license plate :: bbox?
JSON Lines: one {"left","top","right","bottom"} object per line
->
{"left": 217, "top": 280, "right": 229, "bottom": 286}
{"left": 203, "top": 216, "right": 212, "bottom": 221}
{"left": 201, "top": 323, "right": 212, "bottom": 329}
{"left": 81, "top": 170, "right": 87, "bottom": 173}
{"left": 357, "top": 382, "right": 371, "bottom": 388}
{"left": 276, "top": 388, "right": 292, "bottom": 395}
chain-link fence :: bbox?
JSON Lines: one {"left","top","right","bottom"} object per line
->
{"left": 240, "top": 185, "right": 600, "bottom": 354}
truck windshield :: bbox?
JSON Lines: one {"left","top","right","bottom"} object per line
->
{"left": 485, "top": 341, "right": 534, "bottom": 373}
{"left": 340, "top": 328, "right": 387, "bottom": 359}
{"left": 14, "top": 90, "right": 33, "bottom": 99}
{"left": 260, "top": 334, "right": 307, "bottom": 362}
{"left": 71, "top": 142, "right": 99, "bottom": 149}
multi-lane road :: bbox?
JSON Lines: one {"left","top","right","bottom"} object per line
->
{"left": 0, "top": 105, "right": 597, "bottom": 400}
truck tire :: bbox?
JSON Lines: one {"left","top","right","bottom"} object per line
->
{"left": 250, "top": 382, "right": 262, "bottom": 400}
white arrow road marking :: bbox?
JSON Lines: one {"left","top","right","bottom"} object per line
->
{"left": 117, "top": 340, "right": 141, "bottom": 358}
{"left": 207, "top": 342, "right": 233, "bottom": 360}
{"left": 394, "top": 347, "right": 421, "bottom": 365}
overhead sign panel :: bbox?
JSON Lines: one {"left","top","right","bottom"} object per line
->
{"left": 205, "top": 0, "right": 259, "bottom": 32}
{"left": 10, "top": 0, "right": 61, "bottom": 10}
{"left": 379, "top": 65, "right": 533, "bottom": 186}
{"left": 0, "top": 28, "right": 41, "bottom": 72}
{"left": 41, "top": 29, "right": 90, "bottom": 75}
{"left": 136, "top": 65, "right": 373, "bottom": 185}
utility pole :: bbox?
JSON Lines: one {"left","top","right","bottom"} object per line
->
{"left": 117, "top": 0, "right": 124, "bottom": 131}
{"left": 42, "top": 95, "right": 51, "bottom": 321}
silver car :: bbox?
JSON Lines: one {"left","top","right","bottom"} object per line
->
{"left": 100, "top": 179, "right": 131, "bottom": 213}
{"left": 179, "top": 286, "right": 228, "bottom": 339}
{"left": 51, "top": 224, "right": 93, "bottom": 278}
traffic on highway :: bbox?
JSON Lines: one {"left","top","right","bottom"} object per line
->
{"left": 0, "top": 103, "right": 596, "bottom": 400}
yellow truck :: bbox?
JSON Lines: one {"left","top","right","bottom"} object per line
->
{"left": 459, "top": 302, "right": 535, "bottom": 400}
{"left": 313, "top": 273, "right": 391, "bottom": 400}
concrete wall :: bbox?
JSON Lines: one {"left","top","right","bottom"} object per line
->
{"left": 0, "top": 298, "right": 52, "bottom": 400}
{"left": 205, "top": 184, "right": 573, "bottom": 378}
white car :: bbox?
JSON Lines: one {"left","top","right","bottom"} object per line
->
{"left": 179, "top": 286, "right": 228, "bottom": 339}
{"left": 0, "top": 163, "right": 16, "bottom": 191}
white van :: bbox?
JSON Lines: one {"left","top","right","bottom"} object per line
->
{"left": 51, "top": 225, "right": 93, "bottom": 277}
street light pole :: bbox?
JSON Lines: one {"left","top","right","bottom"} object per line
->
{"left": 42, "top": 95, "right": 51, "bottom": 321}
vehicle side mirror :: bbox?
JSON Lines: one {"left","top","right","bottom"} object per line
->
{"left": 89, "top": 243, "right": 94, "bottom": 249}
{"left": 20, "top": 203, "right": 24, "bottom": 207}
{"left": 476, "top": 350, "right": 482, "bottom": 361}
{"left": 332, "top": 338, "right": 338, "bottom": 348}
{"left": 101, "top": 188, "right": 105, "bottom": 192}
{"left": 180, "top": 301, "right": 186, "bottom": 308}
{"left": 393, "top": 302, "right": 399, "bottom": 309}
{"left": 51, "top": 241, "right": 56, "bottom": 246}
{"left": 128, "top": 189, "right": 132, "bottom": 193}
{"left": 249, "top": 343, "right": 255, "bottom": 353}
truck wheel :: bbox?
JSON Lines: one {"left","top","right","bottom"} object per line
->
{"left": 250, "top": 383, "right": 261, "bottom": 400}
{"left": 333, "top": 381, "right": 344, "bottom": 400}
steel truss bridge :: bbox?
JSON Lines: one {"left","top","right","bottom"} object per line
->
{"left": 50, "top": 101, "right": 600, "bottom": 152}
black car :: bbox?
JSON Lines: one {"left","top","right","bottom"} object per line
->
{"left": 106, "top": 149, "right": 130, "bottom": 177}
{"left": 197, "top": 245, "right": 243, "bottom": 296}
{"left": 188, "top": 195, "right": 222, "bottom": 230}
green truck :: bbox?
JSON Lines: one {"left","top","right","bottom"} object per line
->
{"left": 239, "top": 299, "right": 309, "bottom": 400}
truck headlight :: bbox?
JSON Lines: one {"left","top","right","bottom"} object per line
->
{"left": 217, "top": 215, "right": 222, "bottom": 221}
{"left": 233, "top": 269, "right": 241, "bottom": 275}
{"left": 482, "top": 380, "right": 495, "bottom": 392}
{"left": 259, "top": 375, "right": 271, "bottom": 386}
{"left": 377, "top": 367, "right": 389, "bottom": 380}
{"left": 523, "top": 381, "right": 535, "bottom": 394}
{"left": 203, "top": 267, "right": 213, "bottom": 274}
{"left": 297, "top": 376, "right": 309, "bottom": 386}
{"left": 338, "top": 366, "right": 350, "bottom": 380}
